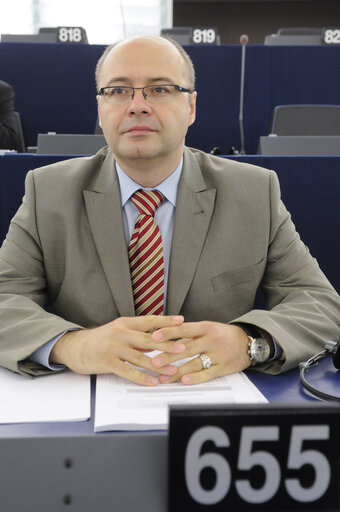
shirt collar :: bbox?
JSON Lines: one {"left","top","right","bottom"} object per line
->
{"left": 116, "top": 158, "right": 183, "bottom": 208}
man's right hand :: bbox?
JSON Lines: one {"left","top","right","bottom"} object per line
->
{"left": 50, "top": 315, "right": 185, "bottom": 386}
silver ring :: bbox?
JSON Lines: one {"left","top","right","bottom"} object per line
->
{"left": 199, "top": 354, "right": 212, "bottom": 369}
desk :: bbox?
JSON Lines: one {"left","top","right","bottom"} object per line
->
{"left": 0, "top": 360, "right": 338, "bottom": 511}
{"left": 1, "top": 154, "right": 339, "bottom": 292}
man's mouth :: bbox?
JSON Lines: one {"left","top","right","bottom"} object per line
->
{"left": 126, "top": 125, "right": 156, "bottom": 134}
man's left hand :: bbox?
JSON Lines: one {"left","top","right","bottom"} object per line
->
{"left": 150, "top": 321, "right": 251, "bottom": 385}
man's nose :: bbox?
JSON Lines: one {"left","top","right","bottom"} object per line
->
{"left": 127, "top": 89, "right": 152, "bottom": 115}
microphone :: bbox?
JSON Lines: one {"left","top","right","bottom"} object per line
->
{"left": 240, "top": 34, "right": 249, "bottom": 45}
{"left": 239, "top": 34, "right": 249, "bottom": 155}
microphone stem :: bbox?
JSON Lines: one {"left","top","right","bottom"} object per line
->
{"left": 239, "top": 43, "right": 246, "bottom": 155}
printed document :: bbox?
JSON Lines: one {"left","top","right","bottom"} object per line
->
{"left": 0, "top": 367, "right": 90, "bottom": 424}
{"left": 95, "top": 360, "right": 267, "bottom": 431}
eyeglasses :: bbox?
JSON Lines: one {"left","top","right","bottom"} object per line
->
{"left": 98, "top": 84, "right": 193, "bottom": 104}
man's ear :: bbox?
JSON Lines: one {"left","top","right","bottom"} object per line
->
{"left": 96, "top": 101, "right": 102, "bottom": 128}
{"left": 188, "top": 91, "right": 197, "bottom": 127}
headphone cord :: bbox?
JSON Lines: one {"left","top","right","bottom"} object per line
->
{"left": 299, "top": 348, "right": 340, "bottom": 403}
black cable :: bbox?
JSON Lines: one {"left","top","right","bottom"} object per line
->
{"left": 299, "top": 344, "right": 340, "bottom": 403}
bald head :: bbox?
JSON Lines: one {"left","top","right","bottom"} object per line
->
{"left": 95, "top": 35, "right": 195, "bottom": 92}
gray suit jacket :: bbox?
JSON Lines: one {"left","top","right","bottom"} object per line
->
{"left": 0, "top": 147, "right": 339, "bottom": 376}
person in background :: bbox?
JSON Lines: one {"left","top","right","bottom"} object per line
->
{"left": 0, "top": 80, "right": 20, "bottom": 151}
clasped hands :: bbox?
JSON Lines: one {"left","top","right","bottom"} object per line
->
{"left": 50, "top": 315, "right": 251, "bottom": 386}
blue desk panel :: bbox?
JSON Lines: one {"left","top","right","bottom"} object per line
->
{"left": 1, "top": 44, "right": 340, "bottom": 153}
{"left": 1, "top": 154, "right": 339, "bottom": 292}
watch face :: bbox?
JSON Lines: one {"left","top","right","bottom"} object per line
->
{"left": 251, "top": 338, "right": 270, "bottom": 363}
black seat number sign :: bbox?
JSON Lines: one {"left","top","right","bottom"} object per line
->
{"left": 323, "top": 28, "right": 340, "bottom": 44}
{"left": 168, "top": 404, "right": 340, "bottom": 511}
{"left": 191, "top": 27, "right": 218, "bottom": 44}
{"left": 57, "top": 27, "right": 85, "bottom": 43}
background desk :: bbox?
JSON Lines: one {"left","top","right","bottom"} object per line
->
{"left": 0, "top": 359, "right": 338, "bottom": 511}
{"left": 1, "top": 43, "right": 340, "bottom": 153}
{"left": 1, "top": 153, "right": 339, "bottom": 292}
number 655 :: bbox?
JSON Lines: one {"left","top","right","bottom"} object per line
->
{"left": 185, "top": 425, "right": 331, "bottom": 505}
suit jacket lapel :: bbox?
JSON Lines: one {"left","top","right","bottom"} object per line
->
{"left": 83, "top": 152, "right": 135, "bottom": 317}
{"left": 167, "top": 148, "right": 216, "bottom": 314}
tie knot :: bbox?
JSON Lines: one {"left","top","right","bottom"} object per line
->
{"left": 131, "top": 189, "right": 164, "bottom": 216}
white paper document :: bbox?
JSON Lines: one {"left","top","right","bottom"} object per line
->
{"left": 95, "top": 370, "right": 267, "bottom": 432}
{"left": 0, "top": 367, "right": 91, "bottom": 424}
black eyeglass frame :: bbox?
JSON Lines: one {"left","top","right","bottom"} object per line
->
{"left": 98, "top": 84, "right": 194, "bottom": 101}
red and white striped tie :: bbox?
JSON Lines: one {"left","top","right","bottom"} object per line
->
{"left": 128, "top": 189, "right": 165, "bottom": 316}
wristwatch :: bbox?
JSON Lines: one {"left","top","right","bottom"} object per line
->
{"left": 247, "top": 336, "right": 271, "bottom": 366}
{"left": 235, "top": 323, "right": 273, "bottom": 366}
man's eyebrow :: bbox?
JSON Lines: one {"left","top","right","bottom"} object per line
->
{"left": 106, "top": 77, "right": 130, "bottom": 86}
{"left": 105, "top": 77, "right": 176, "bottom": 86}
{"left": 148, "top": 77, "right": 176, "bottom": 84}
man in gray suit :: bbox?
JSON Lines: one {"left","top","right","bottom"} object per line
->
{"left": 0, "top": 36, "right": 339, "bottom": 385}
